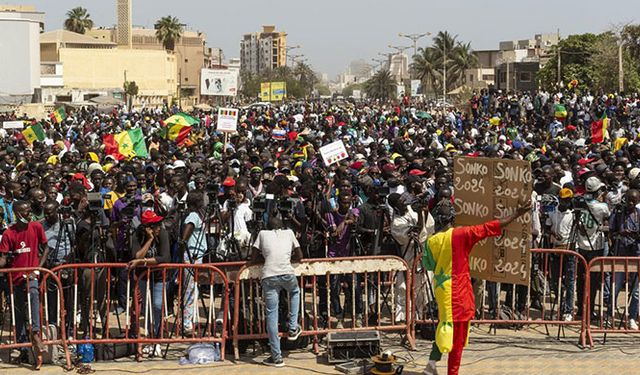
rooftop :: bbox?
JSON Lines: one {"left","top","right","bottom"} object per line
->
{"left": 40, "top": 29, "right": 117, "bottom": 46}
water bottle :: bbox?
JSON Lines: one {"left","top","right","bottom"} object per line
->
{"left": 214, "top": 342, "right": 221, "bottom": 361}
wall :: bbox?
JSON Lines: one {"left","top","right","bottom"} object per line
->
{"left": 0, "top": 15, "right": 41, "bottom": 96}
{"left": 59, "top": 48, "right": 177, "bottom": 98}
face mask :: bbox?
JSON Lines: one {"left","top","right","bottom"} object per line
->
{"left": 18, "top": 213, "right": 30, "bottom": 225}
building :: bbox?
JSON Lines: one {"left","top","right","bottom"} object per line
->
{"left": 463, "top": 50, "right": 499, "bottom": 90}
{"left": 116, "top": 0, "right": 132, "bottom": 48}
{"left": 40, "top": 29, "right": 177, "bottom": 107}
{"left": 0, "top": 5, "right": 45, "bottom": 104}
{"left": 240, "top": 25, "right": 287, "bottom": 74}
{"left": 87, "top": 27, "right": 215, "bottom": 102}
{"left": 389, "top": 53, "right": 409, "bottom": 82}
{"left": 494, "top": 33, "right": 559, "bottom": 92}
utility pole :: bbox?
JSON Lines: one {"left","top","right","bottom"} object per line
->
{"left": 556, "top": 28, "right": 561, "bottom": 89}
{"left": 285, "top": 45, "right": 301, "bottom": 67}
{"left": 443, "top": 41, "right": 447, "bottom": 102}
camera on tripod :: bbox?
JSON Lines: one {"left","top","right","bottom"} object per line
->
{"left": 86, "top": 192, "right": 104, "bottom": 212}
{"left": 571, "top": 196, "right": 589, "bottom": 211}
{"left": 537, "top": 194, "right": 559, "bottom": 213}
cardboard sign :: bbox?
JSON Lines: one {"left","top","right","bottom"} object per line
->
{"left": 453, "top": 156, "right": 533, "bottom": 286}
{"left": 3, "top": 121, "right": 24, "bottom": 129}
{"left": 216, "top": 107, "right": 238, "bottom": 133}
{"left": 319, "top": 140, "right": 348, "bottom": 166}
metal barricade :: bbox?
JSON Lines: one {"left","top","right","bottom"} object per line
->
{"left": 50, "top": 263, "right": 229, "bottom": 360}
{"left": 0, "top": 267, "right": 72, "bottom": 369}
{"left": 584, "top": 256, "right": 640, "bottom": 347}
{"left": 232, "top": 256, "right": 412, "bottom": 359}
{"left": 411, "top": 248, "right": 589, "bottom": 347}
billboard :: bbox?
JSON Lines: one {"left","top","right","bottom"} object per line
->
{"left": 200, "top": 69, "right": 238, "bottom": 96}
{"left": 259, "top": 81, "right": 287, "bottom": 101}
{"left": 411, "top": 80, "right": 422, "bottom": 96}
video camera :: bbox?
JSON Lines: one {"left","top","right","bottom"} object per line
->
{"left": 537, "top": 194, "right": 559, "bottom": 213}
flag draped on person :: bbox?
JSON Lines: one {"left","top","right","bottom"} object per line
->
{"left": 50, "top": 107, "right": 66, "bottom": 123}
{"left": 103, "top": 128, "right": 147, "bottom": 160}
{"left": 591, "top": 112, "right": 609, "bottom": 144}
{"left": 554, "top": 104, "right": 567, "bottom": 120}
{"left": 21, "top": 123, "right": 46, "bottom": 144}
{"left": 161, "top": 112, "right": 198, "bottom": 145}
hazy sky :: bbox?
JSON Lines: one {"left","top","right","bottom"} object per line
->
{"left": 8, "top": 0, "right": 640, "bottom": 77}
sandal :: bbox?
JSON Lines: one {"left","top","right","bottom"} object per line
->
{"left": 31, "top": 334, "right": 45, "bottom": 370}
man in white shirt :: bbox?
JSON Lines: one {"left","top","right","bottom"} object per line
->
{"left": 251, "top": 216, "right": 303, "bottom": 368}
{"left": 549, "top": 188, "right": 577, "bottom": 321}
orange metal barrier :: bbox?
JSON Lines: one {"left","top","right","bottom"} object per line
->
{"left": 0, "top": 267, "right": 73, "bottom": 369}
{"left": 49, "top": 263, "right": 229, "bottom": 360}
{"left": 584, "top": 256, "right": 640, "bottom": 347}
{"left": 410, "top": 248, "right": 590, "bottom": 347}
{"left": 232, "top": 256, "right": 413, "bottom": 359}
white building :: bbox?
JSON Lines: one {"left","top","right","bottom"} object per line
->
{"left": 0, "top": 6, "right": 44, "bottom": 103}
{"left": 389, "top": 53, "right": 409, "bottom": 82}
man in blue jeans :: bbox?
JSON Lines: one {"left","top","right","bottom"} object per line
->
{"left": 251, "top": 216, "right": 303, "bottom": 367}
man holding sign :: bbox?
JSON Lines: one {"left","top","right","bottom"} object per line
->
{"left": 422, "top": 199, "right": 531, "bottom": 375}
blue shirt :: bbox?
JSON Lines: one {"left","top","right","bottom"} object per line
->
{"left": 0, "top": 197, "right": 14, "bottom": 224}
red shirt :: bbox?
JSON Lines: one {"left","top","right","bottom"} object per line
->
{"left": 0, "top": 221, "right": 47, "bottom": 284}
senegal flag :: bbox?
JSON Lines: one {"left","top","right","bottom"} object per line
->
{"left": 163, "top": 113, "right": 197, "bottom": 144}
{"left": 22, "top": 123, "right": 46, "bottom": 144}
{"left": 591, "top": 112, "right": 609, "bottom": 144}
{"left": 50, "top": 107, "right": 66, "bottom": 123}
{"left": 103, "top": 128, "right": 148, "bottom": 160}
{"left": 554, "top": 104, "right": 567, "bottom": 121}
{"left": 423, "top": 220, "right": 501, "bottom": 353}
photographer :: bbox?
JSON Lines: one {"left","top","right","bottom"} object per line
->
{"left": 43, "top": 200, "right": 74, "bottom": 335}
{"left": 220, "top": 182, "right": 253, "bottom": 252}
{"left": 0, "top": 200, "right": 48, "bottom": 369}
{"left": 387, "top": 192, "right": 434, "bottom": 322}
{"left": 549, "top": 188, "right": 577, "bottom": 321}
{"left": 325, "top": 193, "right": 363, "bottom": 328}
{"left": 129, "top": 210, "right": 171, "bottom": 356}
{"left": 180, "top": 190, "right": 208, "bottom": 332}
{"left": 608, "top": 189, "right": 640, "bottom": 328}
{"left": 575, "top": 177, "right": 611, "bottom": 321}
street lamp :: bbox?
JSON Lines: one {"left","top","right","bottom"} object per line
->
{"left": 285, "top": 45, "right": 301, "bottom": 66}
{"left": 398, "top": 32, "right": 431, "bottom": 58}
{"left": 289, "top": 53, "right": 305, "bottom": 66}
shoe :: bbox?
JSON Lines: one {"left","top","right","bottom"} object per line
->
{"left": 355, "top": 314, "right": 363, "bottom": 328}
{"left": 336, "top": 319, "right": 344, "bottom": 329}
{"left": 287, "top": 326, "right": 301, "bottom": 341}
{"left": 630, "top": 319, "right": 639, "bottom": 330}
{"left": 423, "top": 361, "right": 439, "bottom": 375}
{"left": 114, "top": 306, "right": 125, "bottom": 315}
{"left": 563, "top": 313, "right": 573, "bottom": 322}
{"left": 262, "top": 356, "right": 285, "bottom": 367}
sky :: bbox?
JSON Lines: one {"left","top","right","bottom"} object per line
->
{"left": 7, "top": 0, "right": 640, "bottom": 78}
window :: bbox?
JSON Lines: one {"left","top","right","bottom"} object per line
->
{"left": 469, "top": 74, "right": 474, "bottom": 82}
{"left": 519, "top": 71, "right": 532, "bottom": 82}
{"left": 482, "top": 74, "right": 495, "bottom": 81}
{"left": 185, "top": 77, "right": 189, "bottom": 82}
{"left": 185, "top": 59, "right": 189, "bottom": 63}
{"left": 499, "top": 71, "right": 507, "bottom": 83}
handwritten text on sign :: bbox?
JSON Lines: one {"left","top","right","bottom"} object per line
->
{"left": 454, "top": 157, "right": 533, "bottom": 286}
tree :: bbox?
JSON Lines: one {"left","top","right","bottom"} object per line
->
{"left": 412, "top": 47, "right": 441, "bottom": 94}
{"left": 124, "top": 81, "right": 139, "bottom": 109}
{"left": 537, "top": 33, "right": 599, "bottom": 91}
{"left": 155, "top": 16, "right": 182, "bottom": 51}
{"left": 64, "top": 7, "right": 93, "bottom": 34}
{"left": 342, "top": 83, "right": 364, "bottom": 97}
{"left": 364, "top": 70, "right": 396, "bottom": 100}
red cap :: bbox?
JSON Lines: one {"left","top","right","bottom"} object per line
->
{"left": 222, "top": 177, "right": 236, "bottom": 187}
{"left": 578, "top": 158, "right": 595, "bottom": 166}
{"left": 141, "top": 210, "right": 163, "bottom": 226}
{"left": 349, "top": 161, "right": 365, "bottom": 170}
{"left": 408, "top": 169, "right": 427, "bottom": 176}
{"left": 566, "top": 125, "right": 577, "bottom": 132}
{"left": 71, "top": 173, "right": 91, "bottom": 190}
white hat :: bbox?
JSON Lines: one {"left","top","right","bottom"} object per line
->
{"left": 87, "top": 163, "right": 103, "bottom": 176}
{"left": 629, "top": 167, "right": 640, "bottom": 181}
{"left": 173, "top": 160, "right": 186, "bottom": 169}
{"left": 436, "top": 157, "right": 448, "bottom": 167}
{"left": 585, "top": 176, "right": 605, "bottom": 193}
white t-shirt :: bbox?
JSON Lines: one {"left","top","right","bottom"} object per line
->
{"left": 184, "top": 212, "right": 206, "bottom": 261}
{"left": 576, "top": 200, "right": 610, "bottom": 251}
{"left": 550, "top": 209, "right": 574, "bottom": 246}
{"left": 222, "top": 200, "right": 252, "bottom": 236}
{"left": 253, "top": 229, "right": 300, "bottom": 280}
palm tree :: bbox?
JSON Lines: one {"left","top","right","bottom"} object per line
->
{"left": 412, "top": 47, "right": 441, "bottom": 94}
{"left": 154, "top": 16, "right": 183, "bottom": 51}
{"left": 450, "top": 42, "right": 479, "bottom": 85}
{"left": 64, "top": 7, "right": 93, "bottom": 34}
{"left": 364, "top": 70, "right": 396, "bottom": 100}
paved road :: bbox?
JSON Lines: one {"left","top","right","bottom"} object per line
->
{"left": 3, "top": 325, "right": 640, "bottom": 375}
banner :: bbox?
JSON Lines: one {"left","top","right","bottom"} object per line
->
{"left": 411, "top": 80, "right": 422, "bottom": 97}
{"left": 270, "top": 81, "right": 287, "bottom": 101}
{"left": 453, "top": 157, "right": 533, "bottom": 286}
{"left": 200, "top": 69, "right": 238, "bottom": 96}
{"left": 2, "top": 121, "right": 24, "bottom": 129}
{"left": 319, "top": 140, "right": 348, "bottom": 166}
{"left": 217, "top": 107, "right": 239, "bottom": 133}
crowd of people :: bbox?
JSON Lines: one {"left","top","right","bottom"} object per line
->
{"left": 0, "top": 87, "right": 639, "bottom": 371}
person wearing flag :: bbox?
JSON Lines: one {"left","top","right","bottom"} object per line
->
{"left": 422, "top": 199, "right": 531, "bottom": 375}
